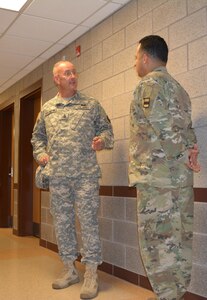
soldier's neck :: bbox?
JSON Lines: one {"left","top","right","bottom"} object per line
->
{"left": 58, "top": 90, "right": 77, "bottom": 99}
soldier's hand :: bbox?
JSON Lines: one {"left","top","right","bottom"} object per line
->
{"left": 92, "top": 136, "right": 105, "bottom": 151}
{"left": 186, "top": 144, "right": 201, "bottom": 172}
{"left": 39, "top": 154, "right": 49, "bottom": 166}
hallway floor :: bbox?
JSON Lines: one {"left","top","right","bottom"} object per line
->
{"left": 0, "top": 228, "right": 155, "bottom": 300}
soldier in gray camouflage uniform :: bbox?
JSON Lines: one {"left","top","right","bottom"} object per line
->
{"left": 31, "top": 60, "right": 114, "bottom": 299}
{"left": 129, "top": 35, "right": 200, "bottom": 300}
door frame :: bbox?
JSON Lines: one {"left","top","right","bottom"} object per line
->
{"left": 0, "top": 104, "right": 14, "bottom": 227}
{"left": 18, "top": 88, "right": 41, "bottom": 236}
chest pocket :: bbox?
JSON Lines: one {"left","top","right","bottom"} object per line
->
{"left": 69, "top": 110, "right": 84, "bottom": 130}
{"left": 45, "top": 103, "right": 91, "bottom": 133}
{"left": 45, "top": 109, "right": 64, "bottom": 130}
{"left": 68, "top": 103, "right": 90, "bottom": 130}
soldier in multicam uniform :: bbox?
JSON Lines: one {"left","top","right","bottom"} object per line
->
{"left": 31, "top": 60, "right": 114, "bottom": 299}
{"left": 129, "top": 35, "right": 200, "bottom": 300}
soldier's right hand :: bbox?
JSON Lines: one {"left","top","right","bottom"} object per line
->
{"left": 39, "top": 154, "right": 49, "bottom": 166}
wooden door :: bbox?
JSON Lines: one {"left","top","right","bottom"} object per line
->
{"left": 18, "top": 89, "right": 41, "bottom": 236}
{"left": 0, "top": 106, "right": 13, "bottom": 227}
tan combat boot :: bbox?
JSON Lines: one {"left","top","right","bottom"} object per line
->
{"left": 52, "top": 261, "right": 79, "bottom": 289}
{"left": 80, "top": 263, "right": 98, "bottom": 299}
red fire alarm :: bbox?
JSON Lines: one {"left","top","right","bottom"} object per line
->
{"left": 76, "top": 45, "right": 81, "bottom": 57}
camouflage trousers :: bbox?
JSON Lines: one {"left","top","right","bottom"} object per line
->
{"left": 136, "top": 184, "right": 194, "bottom": 300}
{"left": 50, "top": 176, "right": 102, "bottom": 265}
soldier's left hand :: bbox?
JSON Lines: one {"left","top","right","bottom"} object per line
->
{"left": 186, "top": 144, "right": 201, "bottom": 172}
{"left": 92, "top": 136, "right": 105, "bottom": 151}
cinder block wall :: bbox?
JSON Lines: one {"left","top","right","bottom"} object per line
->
{"left": 0, "top": 0, "right": 207, "bottom": 298}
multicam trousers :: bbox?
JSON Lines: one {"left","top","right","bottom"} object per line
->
{"left": 50, "top": 176, "right": 102, "bottom": 265}
{"left": 136, "top": 184, "right": 194, "bottom": 300}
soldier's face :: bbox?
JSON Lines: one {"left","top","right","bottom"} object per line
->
{"left": 54, "top": 62, "right": 78, "bottom": 94}
{"left": 135, "top": 44, "right": 148, "bottom": 78}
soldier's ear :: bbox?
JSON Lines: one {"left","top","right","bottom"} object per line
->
{"left": 53, "top": 75, "right": 59, "bottom": 85}
{"left": 143, "top": 53, "right": 148, "bottom": 64}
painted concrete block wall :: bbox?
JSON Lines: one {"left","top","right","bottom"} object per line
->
{"left": 0, "top": 0, "right": 207, "bottom": 298}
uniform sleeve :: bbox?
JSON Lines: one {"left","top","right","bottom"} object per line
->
{"left": 186, "top": 122, "right": 197, "bottom": 149}
{"left": 94, "top": 102, "right": 114, "bottom": 149}
{"left": 140, "top": 80, "right": 196, "bottom": 159}
{"left": 183, "top": 96, "right": 197, "bottom": 149}
{"left": 31, "top": 111, "right": 48, "bottom": 163}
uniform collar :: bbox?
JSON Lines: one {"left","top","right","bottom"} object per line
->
{"left": 152, "top": 66, "right": 168, "bottom": 73}
{"left": 55, "top": 91, "right": 81, "bottom": 106}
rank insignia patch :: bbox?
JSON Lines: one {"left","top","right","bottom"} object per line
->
{"left": 143, "top": 97, "right": 150, "bottom": 108}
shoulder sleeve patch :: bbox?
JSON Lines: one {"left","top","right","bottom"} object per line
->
{"left": 142, "top": 85, "right": 153, "bottom": 109}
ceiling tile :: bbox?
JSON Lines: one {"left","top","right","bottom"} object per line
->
{"left": 39, "top": 43, "right": 67, "bottom": 59}
{"left": 24, "top": 57, "right": 45, "bottom": 71}
{"left": 25, "top": 0, "right": 107, "bottom": 23}
{"left": 7, "top": 14, "right": 76, "bottom": 42}
{"left": 82, "top": 2, "right": 121, "bottom": 27}
{"left": 0, "top": 9, "right": 18, "bottom": 34}
{"left": 58, "top": 26, "right": 90, "bottom": 46}
{"left": 0, "top": 51, "right": 36, "bottom": 69}
{"left": 0, "top": 35, "right": 53, "bottom": 56}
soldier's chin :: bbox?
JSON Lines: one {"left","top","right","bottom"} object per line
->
{"left": 69, "top": 86, "right": 76, "bottom": 92}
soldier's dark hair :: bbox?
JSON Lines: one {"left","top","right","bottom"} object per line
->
{"left": 139, "top": 35, "right": 168, "bottom": 63}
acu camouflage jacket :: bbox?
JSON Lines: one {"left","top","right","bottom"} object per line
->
{"left": 31, "top": 91, "right": 114, "bottom": 178}
{"left": 129, "top": 66, "right": 197, "bottom": 188}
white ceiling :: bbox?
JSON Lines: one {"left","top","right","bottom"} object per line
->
{"left": 0, "top": 0, "right": 131, "bottom": 94}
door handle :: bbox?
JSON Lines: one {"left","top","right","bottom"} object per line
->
{"left": 8, "top": 167, "right": 13, "bottom": 177}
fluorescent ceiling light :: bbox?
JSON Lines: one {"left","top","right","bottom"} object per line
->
{"left": 0, "top": 0, "right": 28, "bottom": 11}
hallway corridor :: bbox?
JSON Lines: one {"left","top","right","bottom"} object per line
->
{"left": 0, "top": 228, "right": 155, "bottom": 300}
